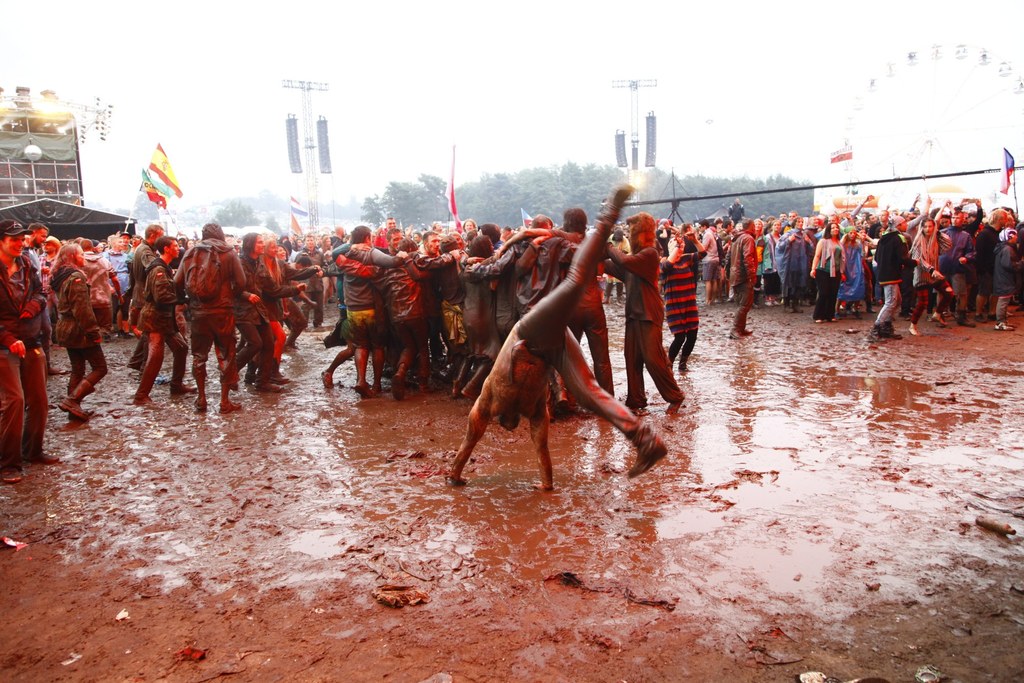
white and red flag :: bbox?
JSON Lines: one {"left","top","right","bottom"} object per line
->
{"left": 444, "top": 145, "right": 462, "bottom": 232}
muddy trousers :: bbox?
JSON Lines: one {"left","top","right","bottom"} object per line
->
{"left": 236, "top": 321, "right": 273, "bottom": 384}
{"left": 136, "top": 332, "right": 187, "bottom": 399}
{"left": 732, "top": 280, "right": 754, "bottom": 333}
{"left": 623, "top": 320, "right": 684, "bottom": 410}
{"left": 0, "top": 346, "right": 47, "bottom": 470}
{"left": 190, "top": 313, "right": 239, "bottom": 388}
{"left": 568, "top": 308, "right": 614, "bottom": 396}
{"left": 66, "top": 345, "right": 107, "bottom": 395}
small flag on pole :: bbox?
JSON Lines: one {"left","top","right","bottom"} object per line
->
{"left": 141, "top": 170, "right": 169, "bottom": 209}
{"left": 1001, "top": 148, "right": 1015, "bottom": 195}
{"left": 830, "top": 145, "right": 853, "bottom": 164}
{"left": 521, "top": 209, "right": 532, "bottom": 228}
{"left": 149, "top": 144, "right": 182, "bottom": 197}
{"left": 290, "top": 196, "right": 308, "bottom": 235}
{"left": 445, "top": 145, "right": 462, "bottom": 233}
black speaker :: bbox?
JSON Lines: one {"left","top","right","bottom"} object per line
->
{"left": 316, "top": 117, "right": 332, "bottom": 174}
{"left": 615, "top": 130, "right": 627, "bottom": 168}
{"left": 286, "top": 115, "right": 302, "bottom": 174}
{"left": 645, "top": 112, "right": 656, "bottom": 167}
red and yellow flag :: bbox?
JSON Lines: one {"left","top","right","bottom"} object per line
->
{"left": 149, "top": 144, "right": 183, "bottom": 198}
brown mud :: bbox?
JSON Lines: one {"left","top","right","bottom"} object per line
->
{"left": 2, "top": 301, "right": 1023, "bottom": 682}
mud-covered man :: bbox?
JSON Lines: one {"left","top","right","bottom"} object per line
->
{"left": 448, "top": 187, "right": 669, "bottom": 491}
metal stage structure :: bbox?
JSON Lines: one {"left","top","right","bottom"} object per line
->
{"left": 282, "top": 79, "right": 329, "bottom": 228}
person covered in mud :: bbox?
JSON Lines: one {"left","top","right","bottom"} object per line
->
{"left": 336, "top": 225, "right": 408, "bottom": 397}
{"left": 562, "top": 208, "right": 615, "bottom": 397}
{"left": 51, "top": 242, "right": 106, "bottom": 422}
{"left": 134, "top": 237, "right": 193, "bottom": 405}
{"left": 234, "top": 233, "right": 279, "bottom": 394}
{"left": 459, "top": 234, "right": 502, "bottom": 400}
{"left": 660, "top": 223, "right": 705, "bottom": 373}
{"left": 604, "top": 212, "right": 684, "bottom": 414}
{"left": 0, "top": 219, "right": 52, "bottom": 484}
{"left": 174, "top": 223, "right": 246, "bottom": 414}
{"left": 414, "top": 233, "right": 469, "bottom": 396}
{"left": 377, "top": 237, "right": 432, "bottom": 399}
{"left": 448, "top": 186, "right": 669, "bottom": 491}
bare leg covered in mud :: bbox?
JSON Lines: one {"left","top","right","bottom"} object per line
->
{"left": 448, "top": 185, "right": 668, "bottom": 489}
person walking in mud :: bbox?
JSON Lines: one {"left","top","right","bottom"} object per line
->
{"left": 448, "top": 186, "right": 670, "bottom": 491}
{"left": 870, "top": 216, "right": 916, "bottom": 341}
{"left": 605, "top": 212, "right": 685, "bottom": 414}
{"left": 51, "top": 242, "right": 107, "bottom": 421}
{"left": 134, "top": 237, "right": 192, "bottom": 405}
{"left": 728, "top": 219, "right": 758, "bottom": 338}
{"left": 174, "top": 223, "right": 246, "bottom": 414}
{"left": 127, "top": 224, "right": 164, "bottom": 371}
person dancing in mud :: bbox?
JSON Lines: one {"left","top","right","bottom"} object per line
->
{"left": 447, "top": 186, "right": 669, "bottom": 490}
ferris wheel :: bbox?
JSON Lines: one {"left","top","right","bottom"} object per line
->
{"left": 818, "top": 45, "right": 1024, "bottom": 212}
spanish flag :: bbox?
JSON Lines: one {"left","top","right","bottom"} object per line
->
{"left": 149, "top": 144, "right": 183, "bottom": 198}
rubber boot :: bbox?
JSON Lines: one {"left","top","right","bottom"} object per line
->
{"left": 59, "top": 379, "right": 95, "bottom": 421}
{"left": 450, "top": 356, "right": 470, "bottom": 399}
{"left": 244, "top": 362, "right": 258, "bottom": 385}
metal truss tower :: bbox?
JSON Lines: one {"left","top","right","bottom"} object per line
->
{"left": 282, "top": 79, "right": 328, "bottom": 227}
{"left": 612, "top": 79, "right": 656, "bottom": 173}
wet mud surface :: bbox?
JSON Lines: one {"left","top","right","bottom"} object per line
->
{"left": 2, "top": 302, "right": 1023, "bottom": 682}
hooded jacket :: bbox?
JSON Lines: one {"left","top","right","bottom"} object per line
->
{"left": 53, "top": 266, "right": 101, "bottom": 348}
{"left": 993, "top": 241, "right": 1024, "bottom": 297}
{"left": 874, "top": 229, "right": 916, "bottom": 285}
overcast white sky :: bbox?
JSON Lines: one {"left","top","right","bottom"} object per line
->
{"left": 6, "top": 0, "right": 1024, "bottom": 213}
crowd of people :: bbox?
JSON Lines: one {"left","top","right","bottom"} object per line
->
{"left": 1, "top": 192, "right": 1021, "bottom": 484}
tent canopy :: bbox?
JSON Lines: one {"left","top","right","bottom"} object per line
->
{"left": 0, "top": 199, "right": 136, "bottom": 241}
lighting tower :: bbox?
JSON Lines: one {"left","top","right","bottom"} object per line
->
{"left": 612, "top": 79, "right": 656, "bottom": 175}
{"left": 282, "top": 79, "right": 328, "bottom": 228}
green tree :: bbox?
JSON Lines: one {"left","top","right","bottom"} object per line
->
{"left": 213, "top": 199, "right": 256, "bottom": 227}
{"left": 264, "top": 213, "right": 281, "bottom": 233}
{"left": 361, "top": 195, "right": 385, "bottom": 225}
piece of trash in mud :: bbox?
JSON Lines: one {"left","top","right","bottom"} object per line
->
{"left": 934, "top": 380, "right": 954, "bottom": 386}
{"left": 175, "top": 646, "right": 206, "bottom": 661}
{"left": 798, "top": 673, "right": 841, "bottom": 683}
{"left": 793, "top": 573, "right": 802, "bottom": 582}
{"left": 416, "top": 674, "right": 453, "bottom": 683}
{"left": 865, "top": 582, "right": 881, "bottom": 591}
{"left": 950, "top": 625, "right": 972, "bottom": 636}
{"left": 372, "top": 584, "right": 430, "bottom": 608}
{"left": 845, "top": 328, "right": 858, "bottom": 334}
{"left": 915, "top": 665, "right": 944, "bottom": 683}
{"left": 115, "top": 609, "right": 130, "bottom": 621}
{"left": 544, "top": 571, "right": 675, "bottom": 611}
{"left": 1011, "top": 584, "right": 1024, "bottom": 595}
{"left": 2, "top": 536, "right": 27, "bottom": 551}
{"left": 975, "top": 516, "right": 1016, "bottom": 536}
{"left": 61, "top": 652, "right": 82, "bottom": 666}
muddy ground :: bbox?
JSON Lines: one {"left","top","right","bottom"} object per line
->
{"left": 1, "top": 298, "right": 1022, "bottom": 683}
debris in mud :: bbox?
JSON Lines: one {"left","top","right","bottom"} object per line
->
{"left": 543, "top": 571, "right": 676, "bottom": 611}
{"left": 865, "top": 582, "right": 881, "bottom": 591}
{"left": 372, "top": 584, "right": 430, "bottom": 607}
{"left": 61, "top": 652, "right": 82, "bottom": 666}
{"left": 797, "top": 673, "right": 891, "bottom": 683}
{"left": 975, "top": 516, "right": 1016, "bottom": 536}
{"left": 115, "top": 609, "right": 130, "bottom": 621}
{"left": 914, "top": 664, "right": 945, "bottom": 683}
{"left": 415, "top": 674, "right": 453, "bottom": 683}
{"left": 1, "top": 536, "right": 27, "bottom": 551}
{"left": 175, "top": 646, "right": 207, "bottom": 662}
{"left": 385, "top": 450, "right": 427, "bottom": 462}
{"left": 935, "top": 380, "right": 954, "bottom": 386}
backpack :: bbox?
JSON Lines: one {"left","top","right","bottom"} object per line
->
{"left": 184, "top": 244, "right": 220, "bottom": 302}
